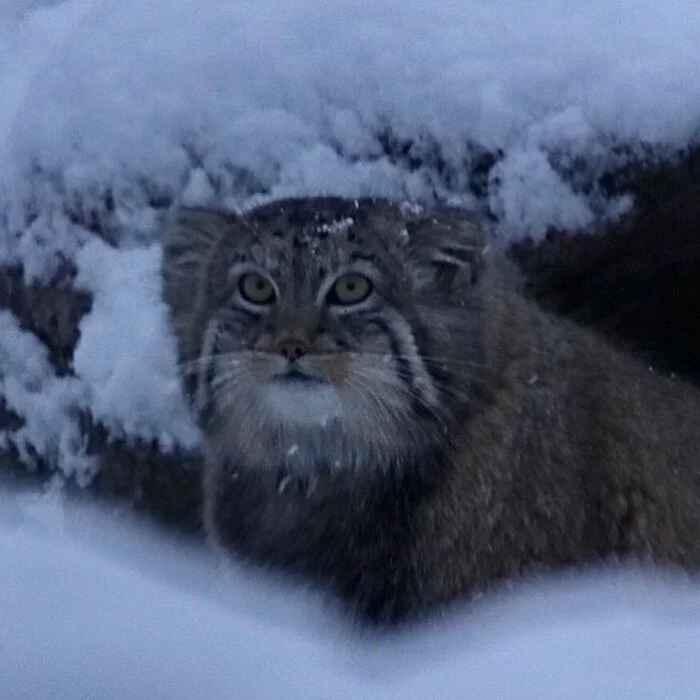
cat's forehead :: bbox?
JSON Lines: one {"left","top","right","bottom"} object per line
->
{"left": 227, "top": 199, "right": 406, "bottom": 273}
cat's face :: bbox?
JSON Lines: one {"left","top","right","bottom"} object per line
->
{"left": 162, "top": 197, "right": 486, "bottom": 476}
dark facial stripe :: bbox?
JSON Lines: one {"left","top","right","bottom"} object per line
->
{"left": 368, "top": 316, "right": 416, "bottom": 391}
{"left": 196, "top": 318, "right": 222, "bottom": 415}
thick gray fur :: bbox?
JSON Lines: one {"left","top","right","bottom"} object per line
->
{"left": 162, "top": 196, "right": 700, "bottom": 624}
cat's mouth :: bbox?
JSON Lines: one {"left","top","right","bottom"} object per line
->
{"left": 272, "top": 367, "right": 325, "bottom": 385}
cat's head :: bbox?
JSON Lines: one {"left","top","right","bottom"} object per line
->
{"left": 161, "top": 197, "right": 488, "bottom": 475}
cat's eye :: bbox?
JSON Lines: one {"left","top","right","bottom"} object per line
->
{"left": 238, "top": 271, "right": 276, "bottom": 305}
{"left": 327, "top": 273, "right": 373, "bottom": 306}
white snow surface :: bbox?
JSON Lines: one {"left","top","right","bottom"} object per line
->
{"left": 0, "top": 0, "right": 699, "bottom": 475}
{"left": 72, "top": 238, "right": 200, "bottom": 450}
{"left": 1, "top": 490, "right": 700, "bottom": 700}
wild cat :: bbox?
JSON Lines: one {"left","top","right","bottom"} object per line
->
{"left": 162, "top": 196, "right": 700, "bottom": 624}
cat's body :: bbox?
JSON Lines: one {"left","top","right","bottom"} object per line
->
{"left": 162, "top": 197, "right": 700, "bottom": 624}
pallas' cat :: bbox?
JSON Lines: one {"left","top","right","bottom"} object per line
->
{"left": 162, "top": 197, "right": 700, "bottom": 624}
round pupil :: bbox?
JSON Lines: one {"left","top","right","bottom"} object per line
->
{"left": 241, "top": 273, "right": 273, "bottom": 303}
{"left": 332, "top": 274, "right": 370, "bottom": 304}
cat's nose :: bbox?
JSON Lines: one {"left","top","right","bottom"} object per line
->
{"left": 277, "top": 337, "right": 308, "bottom": 362}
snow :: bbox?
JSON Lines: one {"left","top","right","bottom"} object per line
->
{"left": 0, "top": 311, "right": 94, "bottom": 482}
{"left": 1, "top": 491, "right": 700, "bottom": 699}
{"left": 1, "top": 0, "right": 700, "bottom": 691}
{"left": 72, "top": 238, "right": 200, "bottom": 451}
{"left": 3, "top": 0, "right": 700, "bottom": 262}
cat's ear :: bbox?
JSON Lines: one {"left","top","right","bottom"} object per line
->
{"left": 405, "top": 208, "right": 489, "bottom": 292}
{"left": 162, "top": 207, "right": 240, "bottom": 286}
{"left": 161, "top": 207, "right": 243, "bottom": 389}
{"left": 161, "top": 207, "right": 240, "bottom": 312}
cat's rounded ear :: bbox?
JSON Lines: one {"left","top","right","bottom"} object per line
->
{"left": 162, "top": 208, "right": 240, "bottom": 285}
{"left": 161, "top": 207, "right": 243, "bottom": 392}
{"left": 404, "top": 207, "right": 490, "bottom": 292}
{"left": 161, "top": 207, "right": 240, "bottom": 313}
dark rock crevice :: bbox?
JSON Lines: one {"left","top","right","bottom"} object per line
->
{"left": 513, "top": 146, "right": 700, "bottom": 384}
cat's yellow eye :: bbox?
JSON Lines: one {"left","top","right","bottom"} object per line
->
{"left": 329, "top": 273, "right": 373, "bottom": 306}
{"left": 239, "top": 271, "right": 276, "bottom": 305}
